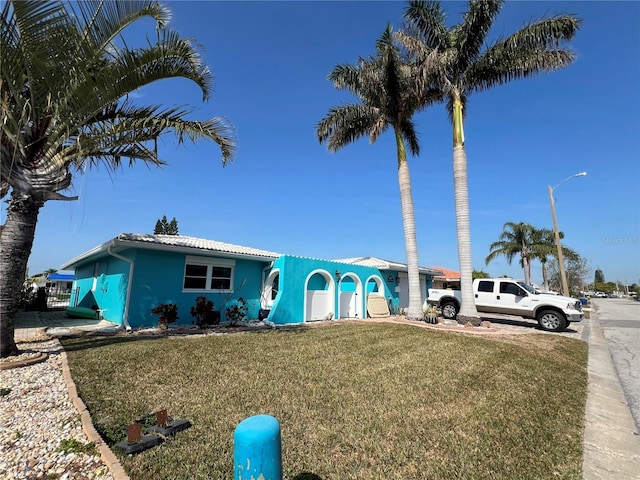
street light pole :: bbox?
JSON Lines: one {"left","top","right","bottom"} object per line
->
{"left": 548, "top": 172, "right": 587, "bottom": 297}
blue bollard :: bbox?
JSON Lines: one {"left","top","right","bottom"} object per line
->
{"left": 233, "top": 414, "right": 282, "bottom": 480}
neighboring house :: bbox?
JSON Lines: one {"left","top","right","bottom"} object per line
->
{"left": 430, "top": 266, "right": 461, "bottom": 290}
{"left": 32, "top": 272, "right": 75, "bottom": 294}
{"left": 46, "top": 273, "right": 75, "bottom": 295}
{"left": 61, "top": 233, "right": 442, "bottom": 329}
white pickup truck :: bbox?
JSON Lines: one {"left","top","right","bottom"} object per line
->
{"left": 427, "top": 278, "right": 584, "bottom": 332}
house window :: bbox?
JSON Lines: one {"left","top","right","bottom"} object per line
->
{"left": 183, "top": 256, "right": 234, "bottom": 292}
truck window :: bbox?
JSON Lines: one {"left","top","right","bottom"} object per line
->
{"left": 500, "top": 282, "right": 525, "bottom": 296}
{"left": 477, "top": 281, "right": 494, "bottom": 292}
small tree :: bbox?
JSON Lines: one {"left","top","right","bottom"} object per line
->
{"left": 154, "top": 215, "right": 179, "bottom": 235}
{"left": 548, "top": 254, "right": 589, "bottom": 295}
{"left": 225, "top": 297, "right": 248, "bottom": 327}
{"left": 150, "top": 303, "right": 179, "bottom": 329}
{"left": 594, "top": 269, "right": 605, "bottom": 283}
{"left": 472, "top": 269, "right": 490, "bottom": 279}
{"left": 190, "top": 296, "right": 217, "bottom": 328}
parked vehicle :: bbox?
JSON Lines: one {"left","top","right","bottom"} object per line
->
{"left": 427, "top": 278, "right": 584, "bottom": 332}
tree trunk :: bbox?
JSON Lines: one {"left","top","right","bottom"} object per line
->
{"left": 452, "top": 145, "right": 479, "bottom": 322}
{"left": 395, "top": 127, "right": 423, "bottom": 320}
{"left": 523, "top": 256, "right": 531, "bottom": 285}
{"left": 542, "top": 261, "right": 549, "bottom": 291}
{"left": 0, "top": 192, "right": 43, "bottom": 357}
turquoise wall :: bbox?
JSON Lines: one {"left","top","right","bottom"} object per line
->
{"left": 69, "top": 247, "right": 436, "bottom": 329}
{"left": 127, "top": 249, "right": 270, "bottom": 328}
{"left": 267, "top": 255, "right": 391, "bottom": 325}
{"left": 70, "top": 255, "right": 129, "bottom": 325}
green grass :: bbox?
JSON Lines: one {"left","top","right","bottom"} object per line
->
{"left": 61, "top": 323, "right": 588, "bottom": 480}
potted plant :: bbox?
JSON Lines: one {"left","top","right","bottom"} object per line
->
{"left": 150, "top": 303, "right": 179, "bottom": 329}
{"left": 225, "top": 297, "right": 248, "bottom": 327}
{"left": 190, "top": 296, "right": 219, "bottom": 328}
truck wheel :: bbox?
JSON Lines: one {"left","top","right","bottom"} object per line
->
{"left": 537, "top": 310, "right": 567, "bottom": 332}
{"left": 441, "top": 302, "right": 458, "bottom": 320}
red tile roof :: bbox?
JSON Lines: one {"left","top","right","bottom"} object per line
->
{"left": 429, "top": 266, "right": 460, "bottom": 280}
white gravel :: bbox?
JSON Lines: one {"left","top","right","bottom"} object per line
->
{"left": 0, "top": 339, "right": 114, "bottom": 480}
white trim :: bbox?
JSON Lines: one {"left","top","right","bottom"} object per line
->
{"left": 185, "top": 255, "right": 235, "bottom": 267}
{"left": 337, "top": 272, "right": 363, "bottom": 319}
{"left": 303, "top": 269, "right": 335, "bottom": 322}
{"left": 182, "top": 256, "right": 236, "bottom": 293}
{"left": 263, "top": 268, "right": 280, "bottom": 309}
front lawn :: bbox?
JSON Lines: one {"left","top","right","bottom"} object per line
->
{"left": 62, "top": 323, "right": 588, "bottom": 480}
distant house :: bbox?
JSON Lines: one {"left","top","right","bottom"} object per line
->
{"left": 31, "top": 272, "right": 75, "bottom": 295}
{"left": 61, "top": 233, "right": 442, "bottom": 329}
{"left": 430, "top": 266, "right": 460, "bottom": 290}
{"left": 46, "top": 273, "right": 75, "bottom": 294}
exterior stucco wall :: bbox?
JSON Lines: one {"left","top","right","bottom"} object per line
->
{"left": 126, "top": 249, "right": 270, "bottom": 328}
{"left": 67, "top": 243, "right": 436, "bottom": 329}
{"left": 266, "top": 255, "right": 390, "bottom": 325}
{"left": 70, "top": 254, "right": 129, "bottom": 324}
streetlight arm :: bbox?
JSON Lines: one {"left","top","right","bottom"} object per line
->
{"left": 552, "top": 171, "right": 587, "bottom": 191}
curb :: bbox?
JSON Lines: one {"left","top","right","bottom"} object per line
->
{"left": 0, "top": 352, "right": 49, "bottom": 370}
{"left": 59, "top": 342, "right": 131, "bottom": 480}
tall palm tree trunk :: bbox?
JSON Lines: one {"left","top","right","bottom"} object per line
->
{"left": 542, "top": 261, "right": 549, "bottom": 291}
{"left": 522, "top": 254, "right": 531, "bottom": 285}
{"left": 395, "top": 128, "right": 423, "bottom": 320}
{"left": 452, "top": 145, "right": 479, "bottom": 322}
{"left": 0, "top": 193, "right": 43, "bottom": 357}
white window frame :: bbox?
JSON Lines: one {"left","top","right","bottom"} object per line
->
{"left": 182, "top": 256, "right": 235, "bottom": 293}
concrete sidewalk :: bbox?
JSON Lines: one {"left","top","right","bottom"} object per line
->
{"left": 14, "top": 309, "right": 121, "bottom": 340}
{"left": 12, "top": 308, "right": 640, "bottom": 478}
{"left": 582, "top": 308, "right": 640, "bottom": 479}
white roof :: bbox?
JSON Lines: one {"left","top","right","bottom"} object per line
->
{"left": 61, "top": 233, "right": 280, "bottom": 269}
{"left": 117, "top": 233, "right": 281, "bottom": 258}
{"left": 334, "top": 256, "right": 443, "bottom": 276}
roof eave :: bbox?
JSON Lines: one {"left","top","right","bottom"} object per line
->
{"left": 61, "top": 237, "right": 279, "bottom": 270}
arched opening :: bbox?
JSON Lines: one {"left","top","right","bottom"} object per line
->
{"left": 365, "top": 275, "right": 389, "bottom": 318}
{"left": 304, "top": 270, "right": 335, "bottom": 322}
{"left": 338, "top": 273, "right": 362, "bottom": 319}
{"left": 366, "top": 275, "right": 383, "bottom": 295}
{"left": 262, "top": 269, "right": 280, "bottom": 309}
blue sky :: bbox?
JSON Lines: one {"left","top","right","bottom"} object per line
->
{"left": 12, "top": 1, "right": 640, "bottom": 287}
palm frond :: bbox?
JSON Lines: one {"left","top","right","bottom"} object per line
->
{"left": 2, "top": 0, "right": 235, "bottom": 200}
{"left": 456, "top": 0, "right": 503, "bottom": 71}
{"left": 316, "top": 104, "right": 382, "bottom": 152}
{"left": 398, "top": 117, "right": 420, "bottom": 156}
{"left": 72, "top": 0, "right": 171, "bottom": 57}
{"left": 403, "top": 0, "right": 449, "bottom": 50}
{"left": 465, "top": 14, "right": 580, "bottom": 93}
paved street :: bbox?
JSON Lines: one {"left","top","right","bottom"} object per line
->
{"left": 591, "top": 298, "right": 640, "bottom": 431}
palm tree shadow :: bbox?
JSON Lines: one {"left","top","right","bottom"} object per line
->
{"left": 60, "top": 334, "right": 166, "bottom": 352}
{"left": 292, "top": 473, "right": 323, "bottom": 480}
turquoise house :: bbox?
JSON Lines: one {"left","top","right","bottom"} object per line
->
{"left": 61, "top": 233, "right": 441, "bottom": 329}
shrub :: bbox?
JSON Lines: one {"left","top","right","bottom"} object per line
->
{"left": 190, "top": 296, "right": 218, "bottom": 328}
{"left": 150, "top": 303, "right": 178, "bottom": 329}
{"left": 225, "top": 297, "right": 248, "bottom": 327}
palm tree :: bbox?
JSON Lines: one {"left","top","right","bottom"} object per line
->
{"left": 0, "top": 0, "right": 236, "bottom": 357}
{"left": 316, "top": 25, "right": 440, "bottom": 320}
{"left": 399, "top": 0, "right": 580, "bottom": 321}
{"left": 485, "top": 222, "right": 536, "bottom": 285}
{"left": 530, "top": 228, "right": 578, "bottom": 291}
